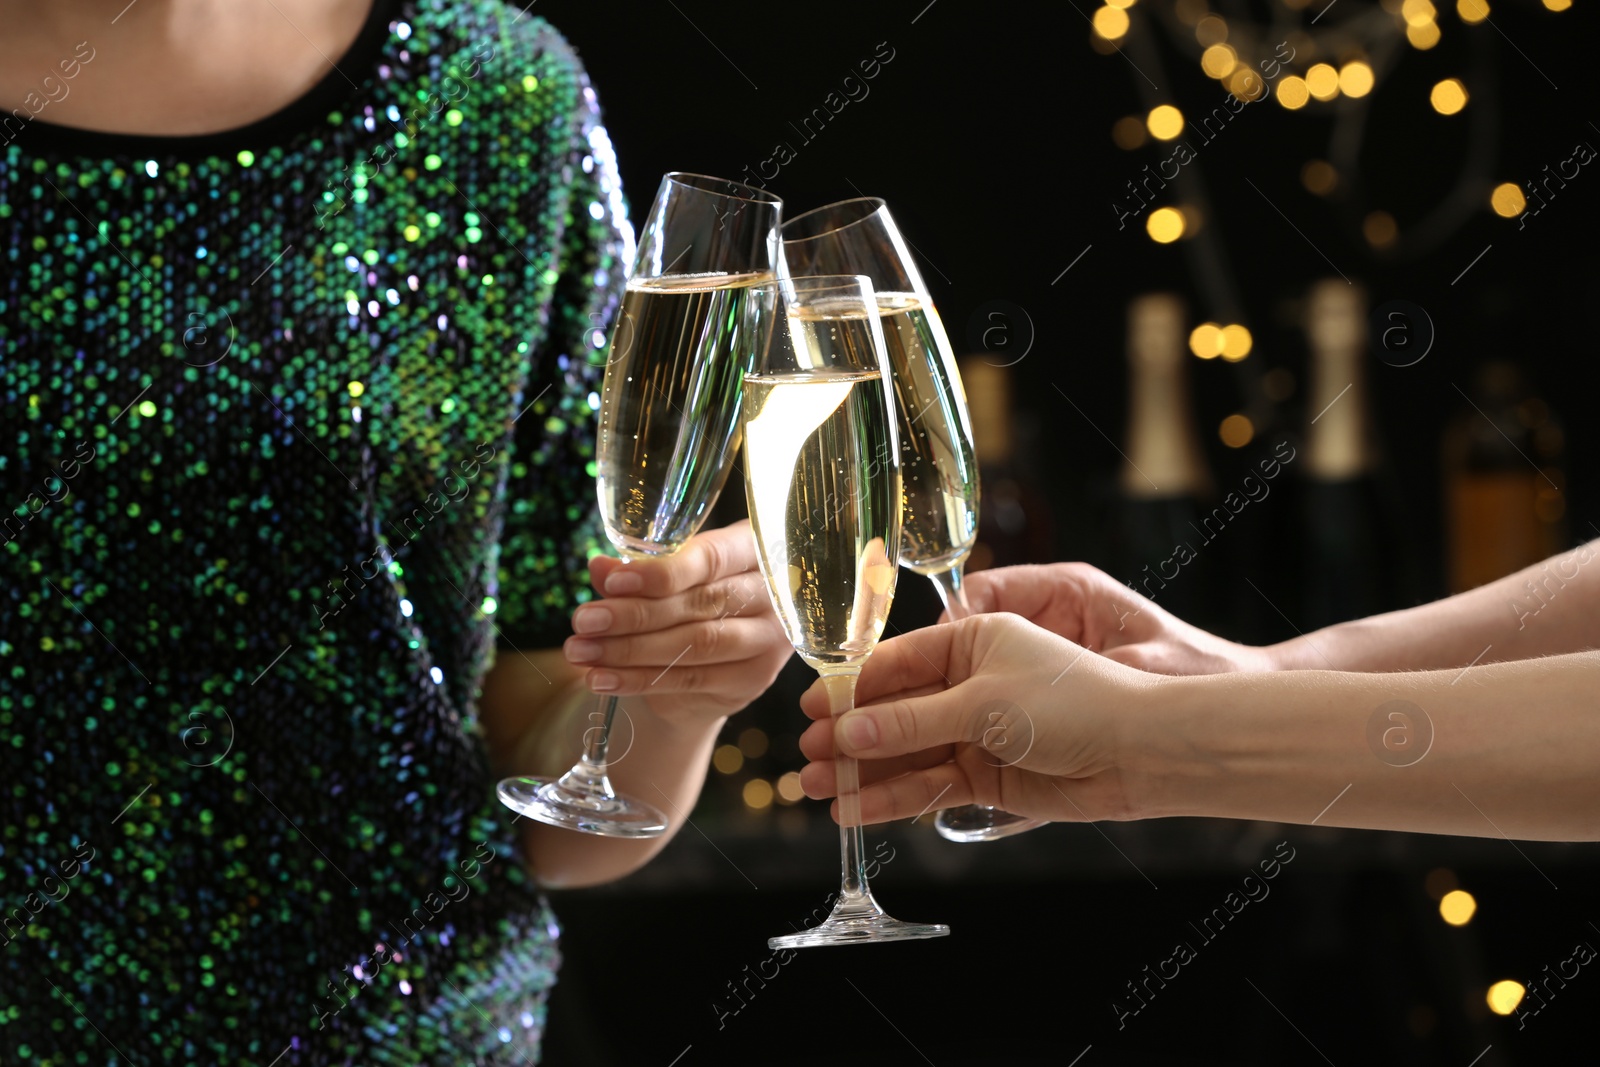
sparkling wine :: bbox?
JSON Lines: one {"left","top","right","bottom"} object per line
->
{"left": 875, "top": 294, "right": 980, "bottom": 576}
{"left": 743, "top": 365, "right": 900, "bottom": 671}
{"left": 596, "top": 271, "right": 773, "bottom": 556}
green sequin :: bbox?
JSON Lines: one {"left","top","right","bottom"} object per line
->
{"left": 0, "top": 1, "right": 626, "bottom": 1063}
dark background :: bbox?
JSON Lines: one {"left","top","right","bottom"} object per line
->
{"left": 527, "top": 2, "right": 1600, "bottom": 1063}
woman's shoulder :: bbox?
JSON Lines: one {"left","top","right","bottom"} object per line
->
{"left": 403, "top": 0, "right": 591, "bottom": 93}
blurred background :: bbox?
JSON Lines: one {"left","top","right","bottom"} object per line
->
{"left": 530, "top": 1, "right": 1600, "bottom": 1063}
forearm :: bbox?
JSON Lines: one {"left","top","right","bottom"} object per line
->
{"left": 514, "top": 687, "right": 724, "bottom": 889}
{"left": 1267, "top": 540, "right": 1600, "bottom": 672}
{"left": 1133, "top": 651, "right": 1600, "bottom": 840}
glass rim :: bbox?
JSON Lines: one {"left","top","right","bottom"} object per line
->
{"left": 663, "top": 171, "right": 783, "bottom": 206}
{"left": 781, "top": 197, "right": 887, "bottom": 244}
{"left": 752, "top": 273, "right": 876, "bottom": 297}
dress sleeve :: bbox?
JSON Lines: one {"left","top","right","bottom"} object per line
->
{"left": 490, "top": 84, "right": 633, "bottom": 652}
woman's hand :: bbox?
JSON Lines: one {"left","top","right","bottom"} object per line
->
{"left": 562, "top": 520, "right": 793, "bottom": 728}
{"left": 955, "top": 562, "right": 1273, "bottom": 676}
{"left": 797, "top": 613, "right": 1163, "bottom": 826}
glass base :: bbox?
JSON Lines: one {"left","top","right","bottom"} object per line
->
{"left": 769, "top": 914, "right": 950, "bottom": 950}
{"left": 768, "top": 891, "right": 950, "bottom": 950}
{"left": 935, "top": 804, "right": 1046, "bottom": 843}
{"left": 497, "top": 774, "right": 669, "bottom": 839}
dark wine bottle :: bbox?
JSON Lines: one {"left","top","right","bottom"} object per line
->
{"left": 1442, "top": 361, "right": 1566, "bottom": 594}
{"left": 1301, "top": 280, "right": 1399, "bottom": 628}
{"left": 1113, "top": 293, "right": 1217, "bottom": 626}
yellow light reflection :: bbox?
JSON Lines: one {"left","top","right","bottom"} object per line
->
{"left": 1302, "top": 159, "right": 1339, "bottom": 195}
{"left": 1486, "top": 981, "right": 1526, "bottom": 1015}
{"left": 1219, "top": 415, "right": 1255, "bottom": 448}
{"left": 1195, "top": 14, "right": 1229, "bottom": 44}
{"left": 1093, "top": 5, "right": 1131, "bottom": 40}
{"left": 1339, "top": 61, "right": 1375, "bottom": 97}
{"left": 1112, "top": 115, "right": 1147, "bottom": 150}
{"left": 1457, "top": 0, "right": 1490, "bottom": 23}
{"left": 1277, "top": 76, "right": 1311, "bottom": 110}
{"left": 1408, "top": 20, "right": 1442, "bottom": 48}
{"left": 1364, "top": 211, "right": 1399, "bottom": 248}
{"left": 1402, "top": 0, "right": 1438, "bottom": 24}
{"left": 738, "top": 727, "right": 769, "bottom": 759}
{"left": 713, "top": 744, "right": 744, "bottom": 775}
{"left": 776, "top": 771, "right": 805, "bottom": 804}
{"left": 1491, "top": 182, "right": 1527, "bottom": 217}
{"left": 1306, "top": 63, "right": 1341, "bottom": 101}
{"left": 1431, "top": 78, "right": 1468, "bottom": 114}
{"left": 1543, "top": 0, "right": 1570, "bottom": 10}
{"left": 1147, "top": 207, "right": 1185, "bottom": 243}
{"left": 742, "top": 778, "right": 774, "bottom": 810}
{"left": 1189, "top": 322, "right": 1224, "bottom": 359}
{"left": 1439, "top": 889, "right": 1477, "bottom": 925}
{"left": 1147, "top": 104, "right": 1185, "bottom": 140}
{"left": 1220, "top": 325, "right": 1252, "bottom": 360}
{"left": 1201, "top": 44, "right": 1238, "bottom": 78}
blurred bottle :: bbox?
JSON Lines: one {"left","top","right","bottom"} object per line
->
{"left": 1442, "top": 361, "right": 1566, "bottom": 593}
{"left": 1301, "top": 279, "right": 1393, "bottom": 627}
{"left": 1113, "top": 293, "right": 1215, "bottom": 623}
{"left": 958, "top": 357, "right": 1055, "bottom": 570}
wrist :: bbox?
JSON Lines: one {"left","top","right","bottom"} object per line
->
{"left": 1121, "top": 672, "right": 1241, "bottom": 821}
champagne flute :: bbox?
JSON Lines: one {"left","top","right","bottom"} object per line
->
{"left": 744, "top": 274, "right": 949, "bottom": 949}
{"left": 783, "top": 198, "right": 1045, "bottom": 843}
{"left": 497, "top": 173, "right": 781, "bottom": 838}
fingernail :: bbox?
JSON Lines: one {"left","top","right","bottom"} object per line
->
{"left": 588, "top": 670, "right": 619, "bottom": 692}
{"left": 572, "top": 607, "right": 612, "bottom": 634}
{"left": 605, "top": 571, "right": 643, "bottom": 595}
{"left": 565, "top": 639, "right": 601, "bottom": 664}
{"left": 840, "top": 713, "right": 878, "bottom": 751}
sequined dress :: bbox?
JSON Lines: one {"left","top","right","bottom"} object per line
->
{"left": 0, "top": 2, "right": 628, "bottom": 1062}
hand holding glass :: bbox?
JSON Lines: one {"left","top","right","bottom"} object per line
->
{"left": 742, "top": 274, "right": 949, "bottom": 948}
{"left": 497, "top": 173, "right": 781, "bottom": 837}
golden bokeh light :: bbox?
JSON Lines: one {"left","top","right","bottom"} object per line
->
{"left": 1225, "top": 68, "right": 1264, "bottom": 102}
{"left": 1457, "top": 0, "right": 1490, "bottom": 23}
{"left": 1408, "top": 20, "right": 1442, "bottom": 48}
{"left": 1195, "top": 14, "right": 1229, "bottom": 45}
{"left": 1147, "top": 104, "right": 1185, "bottom": 140}
{"left": 1093, "top": 4, "right": 1131, "bottom": 40}
{"left": 1107, "top": 0, "right": 1139, "bottom": 6}
{"left": 1220, "top": 324, "right": 1253, "bottom": 360}
{"left": 1364, "top": 211, "right": 1399, "bottom": 248}
{"left": 1431, "top": 78, "right": 1468, "bottom": 114}
{"left": 1306, "top": 63, "right": 1341, "bottom": 101}
{"left": 1175, "top": 0, "right": 1208, "bottom": 24}
{"left": 1112, "top": 115, "right": 1148, "bottom": 150}
{"left": 742, "top": 778, "right": 774, "bottom": 810}
{"left": 712, "top": 744, "right": 744, "bottom": 775}
{"left": 1201, "top": 44, "right": 1238, "bottom": 78}
{"left": 1147, "top": 207, "right": 1185, "bottom": 243}
{"left": 1402, "top": 0, "right": 1438, "bottom": 24}
{"left": 1439, "top": 889, "right": 1477, "bottom": 926}
{"left": 1543, "top": 0, "right": 1571, "bottom": 10}
{"left": 1302, "top": 159, "right": 1339, "bottom": 194}
{"left": 1189, "top": 322, "right": 1224, "bottom": 359}
{"left": 1491, "top": 182, "right": 1527, "bottom": 216}
{"left": 738, "top": 727, "right": 769, "bottom": 759}
{"left": 776, "top": 771, "right": 805, "bottom": 804}
{"left": 1486, "top": 981, "right": 1526, "bottom": 1016}
{"left": 1339, "top": 60, "right": 1375, "bottom": 97}
{"left": 1219, "top": 414, "right": 1255, "bottom": 448}
{"left": 1277, "top": 75, "right": 1311, "bottom": 110}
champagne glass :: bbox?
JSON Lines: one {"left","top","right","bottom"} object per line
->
{"left": 743, "top": 274, "right": 949, "bottom": 949}
{"left": 783, "top": 198, "right": 1044, "bottom": 843}
{"left": 497, "top": 173, "right": 781, "bottom": 838}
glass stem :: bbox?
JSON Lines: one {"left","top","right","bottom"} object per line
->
{"left": 821, "top": 670, "right": 874, "bottom": 912}
{"left": 561, "top": 556, "right": 631, "bottom": 799}
{"left": 928, "top": 563, "right": 971, "bottom": 621}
